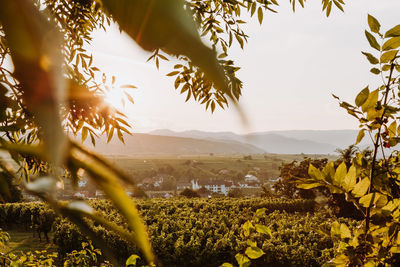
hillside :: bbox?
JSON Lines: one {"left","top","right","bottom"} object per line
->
{"left": 149, "top": 129, "right": 355, "bottom": 154}
{"left": 83, "top": 133, "right": 265, "bottom": 155}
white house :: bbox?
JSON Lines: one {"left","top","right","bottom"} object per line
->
{"left": 244, "top": 174, "right": 259, "bottom": 182}
{"left": 191, "top": 179, "right": 234, "bottom": 196}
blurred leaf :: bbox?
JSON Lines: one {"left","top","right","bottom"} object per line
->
{"left": 67, "top": 201, "right": 94, "bottom": 214}
{"left": 25, "top": 176, "right": 57, "bottom": 195}
{"left": 126, "top": 254, "right": 140, "bottom": 266}
{"left": 101, "top": 0, "right": 229, "bottom": 97}
{"left": 121, "top": 84, "right": 137, "bottom": 89}
{"left": 70, "top": 149, "right": 155, "bottom": 265}
{"left": 0, "top": 0, "right": 67, "bottom": 166}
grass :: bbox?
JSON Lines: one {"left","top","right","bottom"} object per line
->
{"left": 0, "top": 230, "right": 56, "bottom": 254}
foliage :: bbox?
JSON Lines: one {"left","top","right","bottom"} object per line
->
{"left": 63, "top": 241, "right": 110, "bottom": 267}
{"left": 225, "top": 208, "right": 357, "bottom": 267}
{"left": 273, "top": 157, "right": 328, "bottom": 199}
{"left": 180, "top": 188, "right": 200, "bottom": 198}
{"left": 0, "top": 250, "right": 58, "bottom": 266}
{"left": 1, "top": 198, "right": 316, "bottom": 266}
{"left": 0, "top": 171, "right": 22, "bottom": 203}
{"left": 296, "top": 15, "right": 400, "bottom": 266}
{"left": 0, "top": 0, "right": 345, "bottom": 264}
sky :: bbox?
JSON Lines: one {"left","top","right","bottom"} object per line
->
{"left": 87, "top": 0, "right": 400, "bottom": 134}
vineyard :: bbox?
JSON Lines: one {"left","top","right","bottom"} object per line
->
{"left": 0, "top": 198, "right": 354, "bottom": 266}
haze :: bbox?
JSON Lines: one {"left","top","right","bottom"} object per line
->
{"left": 87, "top": 0, "right": 400, "bottom": 134}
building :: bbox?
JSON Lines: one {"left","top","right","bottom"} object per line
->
{"left": 244, "top": 174, "right": 259, "bottom": 182}
{"left": 191, "top": 179, "right": 234, "bottom": 196}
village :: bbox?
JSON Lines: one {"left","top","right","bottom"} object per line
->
{"left": 60, "top": 172, "right": 278, "bottom": 199}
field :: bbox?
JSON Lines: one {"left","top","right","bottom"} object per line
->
{"left": 0, "top": 197, "right": 354, "bottom": 266}
{"left": 105, "top": 154, "right": 337, "bottom": 184}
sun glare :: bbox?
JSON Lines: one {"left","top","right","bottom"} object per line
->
{"left": 104, "top": 88, "right": 125, "bottom": 110}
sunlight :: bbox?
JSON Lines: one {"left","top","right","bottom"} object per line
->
{"left": 104, "top": 88, "right": 125, "bottom": 110}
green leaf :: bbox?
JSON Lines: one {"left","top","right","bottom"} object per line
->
{"left": 361, "top": 52, "right": 379, "bottom": 65}
{"left": 82, "top": 127, "right": 89, "bottom": 143}
{"left": 380, "top": 50, "right": 398, "bottom": 63}
{"left": 352, "top": 177, "right": 370, "bottom": 198}
{"left": 382, "top": 37, "right": 400, "bottom": 51}
{"left": 235, "top": 253, "right": 251, "bottom": 267}
{"left": 389, "top": 121, "right": 397, "bottom": 137}
{"left": 257, "top": 7, "right": 263, "bottom": 25}
{"left": 330, "top": 221, "right": 340, "bottom": 237}
{"left": 255, "top": 224, "right": 271, "bottom": 236}
{"left": 340, "top": 223, "right": 351, "bottom": 239}
{"left": 308, "top": 164, "right": 324, "bottom": 180}
{"left": 334, "top": 162, "right": 347, "bottom": 187}
{"left": 361, "top": 89, "right": 379, "bottom": 112}
{"left": 356, "top": 129, "right": 365, "bottom": 145}
{"left": 255, "top": 208, "right": 266, "bottom": 217}
{"left": 297, "top": 182, "right": 322, "bottom": 189}
{"left": 242, "top": 221, "right": 254, "bottom": 237}
{"left": 245, "top": 246, "right": 265, "bottom": 259}
{"left": 370, "top": 68, "right": 381, "bottom": 75}
{"left": 322, "top": 162, "right": 335, "bottom": 183}
{"left": 359, "top": 193, "right": 387, "bottom": 208}
{"left": 365, "top": 31, "right": 380, "bottom": 51}
{"left": 126, "top": 254, "right": 140, "bottom": 266}
{"left": 101, "top": 0, "right": 229, "bottom": 98}
{"left": 343, "top": 165, "right": 357, "bottom": 192}
{"left": 167, "top": 71, "right": 180, "bottom": 76}
{"left": 120, "top": 84, "right": 137, "bottom": 89}
{"left": 385, "top": 24, "right": 400, "bottom": 38}
{"left": 368, "top": 14, "right": 381, "bottom": 34}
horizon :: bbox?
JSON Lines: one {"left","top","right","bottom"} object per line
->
{"left": 88, "top": 0, "right": 400, "bottom": 134}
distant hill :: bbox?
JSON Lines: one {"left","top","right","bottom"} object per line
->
{"left": 149, "top": 129, "right": 364, "bottom": 154}
{"left": 83, "top": 133, "right": 265, "bottom": 155}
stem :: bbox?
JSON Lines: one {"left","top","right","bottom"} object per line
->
{"left": 365, "top": 63, "right": 395, "bottom": 233}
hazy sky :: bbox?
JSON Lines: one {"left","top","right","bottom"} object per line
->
{"left": 88, "top": 1, "right": 400, "bottom": 134}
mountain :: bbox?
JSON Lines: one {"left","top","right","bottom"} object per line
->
{"left": 149, "top": 129, "right": 363, "bottom": 154}
{"left": 83, "top": 133, "right": 265, "bottom": 155}
{"left": 253, "top": 130, "right": 363, "bottom": 148}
